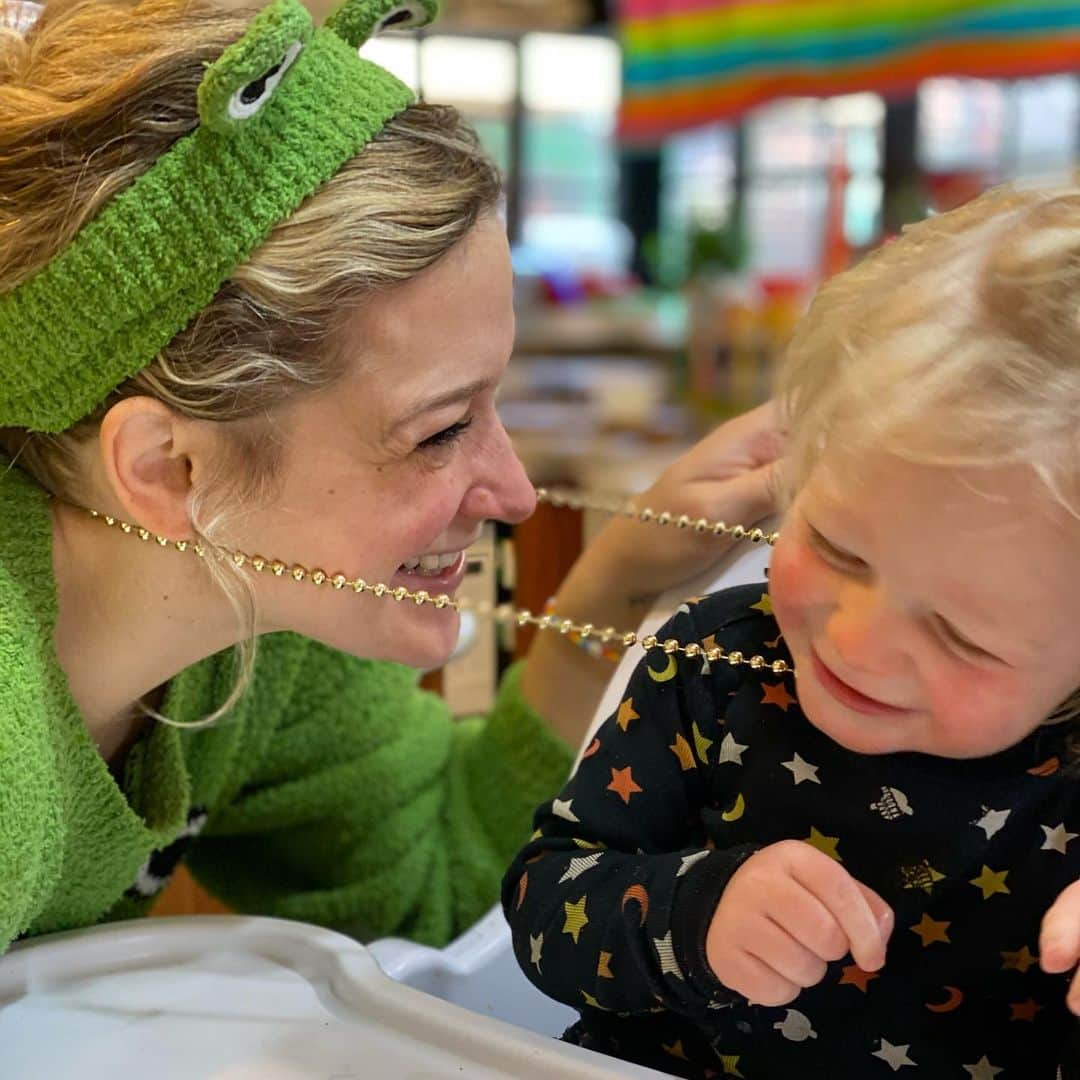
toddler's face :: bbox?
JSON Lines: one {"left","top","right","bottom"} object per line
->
{"left": 769, "top": 453, "right": 1079, "bottom": 758}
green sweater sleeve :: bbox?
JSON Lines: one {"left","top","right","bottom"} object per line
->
{"left": 185, "top": 644, "right": 573, "bottom": 947}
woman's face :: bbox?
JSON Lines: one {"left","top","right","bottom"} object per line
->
{"left": 228, "top": 216, "right": 536, "bottom": 669}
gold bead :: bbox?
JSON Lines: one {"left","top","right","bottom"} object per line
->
{"left": 676, "top": 514, "right": 692, "bottom": 529}
{"left": 559, "top": 618, "right": 574, "bottom": 634}
{"left": 413, "top": 589, "right": 429, "bottom": 605}
{"left": 392, "top": 587, "right": 407, "bottom": 601}
{"left": 516, "top": 610, "right": 530, "bottom": 626}
{"left": 772, "top": 660, "right": 789, "bottom": 674}
{"left": 750, "top": 655, "right": 765, "bottom": 669}
{"left": 372, "top": 583, "right": 387, "bottom": 597}
{"left": 727, "top": 650, "right": 744, "bottom": 666}
{"left": 155, "top": 535, "right": 168, "bottom": 546}
{"left": 494, "top": 602, "right": 514, "bottom": 621}
{"left": 657, "top": 511, "right": 672, "bottom": 526}
{"left": 437, "top": 594, "right": 455, "bottom": 610}
{"left": 639, "top": 507, "right": 654, "bottom": 522}
{"left": 89, "top": 509, "right": 100, "bottom": 518}
{"left": 536, "top": 487, "right": 548, "bottom": 501}
{"left": 120, "top": 522, "right": 132, "bottom": 533}
{"left": 749, "top": 528, "right": 765, "bottom": 544}
{"left": 291, "top": 566, "right": 306, "bottom": 582}
{"left": 104, "top": 516, "right": 115, "bottom": 526}
{"left": 539, "top": 614, "right": 553, "bottom": 630}
{"left": 706, "top": 647, "right": 723, "bottom": 662}
{"left": 600, "top": 627, "right": 617, "bottom": 642}
{"left": 621, "top": 632, "right": 637, "bottom": 647}
{"left": 732, "top": 525, "right": 746, "bottom": 540}
{"left": 193, "top": 543, "right": 206, "bottom": 558}
{"left": 311, "top": 570, "right": 327, "bottom": 585}
{"left": 768, "top": 531, "right": 780, "bottom": 546}
{"left": 694, "top": 518, "right": 709, "bottom": 533}
{"left": 711, "top": 521, "right": 728, "bottom": 536}
{"left": 353, "top": 578, "right": 367, "bottom": 593}
{"left": 175, "top": 540, "right": 188, "bottom": 553}
{"left": 233, "top": 552, "right": 246, "bottom": 568}
{"left": 684, "top": 643, "right": 702, "bottom": 658}
{"left": 663, "top": 638, "right": 679, "bottom": 654}
{"left": 137, "top": 528, "right": 150, "bottom": 541}
{"left": 332, "top": 574, "right": 347, "bottom": 589}
{"left": 642, "top": 634, "right": 658, "bottom": 649}
{"left": 251, "top": 555, "right": 265, "bottom": 571}
{"left": 271, "top": 560, "right": 286, "bottom": 576}
{"left": 580, "top": 623, "right": 594, "bottom": 639}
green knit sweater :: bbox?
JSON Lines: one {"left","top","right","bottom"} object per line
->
{"left": 0, "top": 462, "right": 573, "bottom": 952}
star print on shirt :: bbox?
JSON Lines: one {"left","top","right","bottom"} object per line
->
{"left": 974, "top": 806, "right": 1011, "bottom": 839}
{"left": 970, "top": 865, "right": 1010, "bottom": 900}
{"left": 872, "top": 1037, "right": 917, "bottom": 1070}
{"left": 608, "top": 766, "right": 644, "bottom": 804}
{"left": 761, "top": 682, "right": 797, "bottom": 712}
{"left": 553, "top": 798, "right": 580, "bottom": 823}
{"left": 662, "top": 1039, "right": 689, "bottom": 1060}
{"left": 677, "top": 850, "right": 710, "bottom": 877}
{"left": 1040, "top": 823, "right": 1078, "bottom": 853}
{"left": 670, "top": 733, "right": 697, "bottom": 771}
{"left": 839, "top": 964, "right": 879, "bottom": 992}
{"left": 805, "top": 826, "right": 841, "bottom": 861}
{"left": 562, "top": 897, "right": 589, "bottom": 943}
{"left": 899, "top": 859, "right": 945, "bottom": 894}
{"left": 718, "top": 732, "right": 747, "bottom": 765}
{"left": 963, "top": 1055, "right": 1004, "bottom": 1079}
{"left": 693, "top": 722, "right": 714, "bottom": 764}
{"left": 653, "top": 931, "right": 685, "bottom": 980}
{"left": 1000, "top": 945, "right": 1038, "bottom": 973}
{"left": 559, "top": 852, "right": 603, "bottom": 883}
{"left": 782, "top": 752, "right": 821, "bottom": 785}
{"left": 1009, "top": 998, "right": 1042, "bottom": 1022}
{"left": 910, "top": 913, "right": 951, "bottom": 947}
{"left": 597, "top": 951, "right": 614, "bottom": 978}
{"left": 529, "top": 932, "right": 543, "bottom": 971}
{"left": 616, "top": 698, "right": 640, "bottom": 732}
{"left": 749, "top": 593, "right": 773, "bottom": 616}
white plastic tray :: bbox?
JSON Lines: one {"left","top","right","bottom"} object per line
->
{"left": 0, "top": 915, "right": 667, "bottom": 1078}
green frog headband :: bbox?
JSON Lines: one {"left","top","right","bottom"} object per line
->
{"left": 0, "top": 0, "right": 436, "bottom": 432}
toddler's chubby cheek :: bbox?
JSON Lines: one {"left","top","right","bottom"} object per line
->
{"left": 766, "top": 538, "right": 819, "bottom": 642}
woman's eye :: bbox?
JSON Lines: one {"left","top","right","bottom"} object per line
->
{"left": 807, "top": 526, "right": 867, "bottom": 573}
{"left": 418, "top": 418, "right": 473, "bottom": 451}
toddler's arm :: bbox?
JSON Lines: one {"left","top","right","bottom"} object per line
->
{"left": 503, "top": 596, "right": 766, "bottom": 1018}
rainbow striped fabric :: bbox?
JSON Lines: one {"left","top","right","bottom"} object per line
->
{"left": 618, "top": 0, "right": 1080, "bottom": 141}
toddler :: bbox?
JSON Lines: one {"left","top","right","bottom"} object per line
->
{"left": 503, "top": 180, "right": 1080, "bottom": 1078}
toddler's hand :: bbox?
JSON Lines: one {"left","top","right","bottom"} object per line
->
{"left": 1040, "top": 880, "right": 1080, "bottom": 1014}
{"left": 705, "top": 840, "right": 894, "bottom": 1006}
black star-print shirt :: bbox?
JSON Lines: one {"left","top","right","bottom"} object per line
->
{"left": 502, "top": 585, "right": 1079, "bottom": 1079}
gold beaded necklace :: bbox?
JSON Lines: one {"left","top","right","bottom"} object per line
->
{"left": 85, "top": 486, "right": 794, "bottom": 678}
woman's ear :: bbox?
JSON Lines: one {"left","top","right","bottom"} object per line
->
{"left": 98, "top": 397, "right": 207, "bottom": 540}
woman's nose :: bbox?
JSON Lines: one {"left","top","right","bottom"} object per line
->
{"left": 459, "top": 423, "right": 537, "bottom": 525}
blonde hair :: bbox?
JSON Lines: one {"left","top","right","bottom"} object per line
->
{"left": 0, "top": 0, "right": 501, "bottom": 723}
{"left": 777, "top": 178, "right": 1080, "bottom": 725}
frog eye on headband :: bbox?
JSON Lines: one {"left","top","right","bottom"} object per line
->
{"left": 197, "top": 0, "right": 314, "bottom": 134}
{"left": 325, "top": 0, "right": 437, "bottom": 50}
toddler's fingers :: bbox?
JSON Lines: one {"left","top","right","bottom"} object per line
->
{"left": 722, "top": 948, "right": 801, "bottom": 1008}
{"left": 1040, "top": 880, "right": 1080, "bottom": 974}
{"left": 1068, "top": 967, "right": 1080, "bottom": 1016}
{"left": 790, "top": 848, "right": 890, "bottom": 972}
{"left": 742, "top": 913, "right": 829, "bottom": 990}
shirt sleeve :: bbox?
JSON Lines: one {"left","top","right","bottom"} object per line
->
{"left": 502, "top": 596, "right": 766, "bottom": 1021}
{"left": 184, "top": 646, "right": 574, "bottom": 947}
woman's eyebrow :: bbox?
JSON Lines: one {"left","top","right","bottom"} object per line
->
{"left": 387, "top": 377, "right": 495, "bottom": 433}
